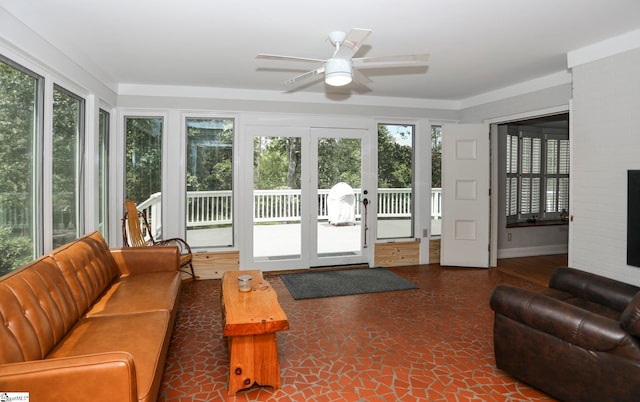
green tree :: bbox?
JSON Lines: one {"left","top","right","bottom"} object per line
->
{"left": 52, "top": 87, "right": 81, "bottom": 239}
{"left": 0, "top": 62, "right": 35, "bottom": 236}
{"left": 0, "top": 226, "right": 31, "bottom": 276}
{"left": 125, "top": 117, "right": 163, "bottom": 203}
{"left": 186, "top": 120, "right": 233, "bottom": 192}
{"left": 377, "top": 125, "right": 413, "bottom": 188}
{"left": 317, "top": 137, "right": 361, "bottom": 188}
{"left": 0, "top": 60, "right": 36, "bottom": 271}
{"left": 253, "top": 137, "right": 301, "bottom": 190}
{"left": 431, "top": 126, "right": 442, "bottom": 188}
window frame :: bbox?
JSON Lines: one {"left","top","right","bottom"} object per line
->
{"left": 184, "top": 115, "right": 235, "bottom": 249}
{"left": 376, "top": 122, "right": 415, "bottom": 240}
{"left": 51, "top": 84, "right": 86, "bottom": 248}
{"left": 506, "top": 126, "right": 569, "bottom": 224}
{"left": 0, "top": 55, "right": 44, "bottom": 270}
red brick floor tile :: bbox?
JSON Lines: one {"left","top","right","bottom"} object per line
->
{"left": 157, "top": 265, "right": 557, "bottom": 401}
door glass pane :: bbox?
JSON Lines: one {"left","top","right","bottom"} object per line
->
{"left": 0, "top": 59, "right": 39, "bottom": 274}
{"left": 253, "top": 136, "right": 301, "bottom": 261}
{"left": 125, "top": 116, "right": 163, "bottom": 239}
{"left": 98, "top": 109, "right": 109, "bottom": 238}
{"left": 377, "top": 124, "right": 414, "bottom": 239}
{"left": 52, "top": 86, "right": 84, "bottom": 248}
{"left": 186, "top": 118, "right": 234, "bottom": 248}
{"left": 317, "top": 137, "right": 361, "bottom": 257}
{"left": 431, "top": 125, "right": 442, "bottom": 236}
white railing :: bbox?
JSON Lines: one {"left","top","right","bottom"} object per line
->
{"left": 1, "top": 188, "right": 442, "bottom": 237}
{"left": 179, "top": 188, "right": 439, "bottom": 227}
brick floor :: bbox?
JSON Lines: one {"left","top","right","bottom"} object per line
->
{"left": 158, "top": 265, "right": 556, "bottom": 401}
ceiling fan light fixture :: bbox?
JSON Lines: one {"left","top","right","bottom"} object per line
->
{"left": 324, "top": 58, "right": 352, "bottom": 86}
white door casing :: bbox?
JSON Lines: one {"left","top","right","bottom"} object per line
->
{"left": 440, "top": 123, "right": 490, "bottom": 268}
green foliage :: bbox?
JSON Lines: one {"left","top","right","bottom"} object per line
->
{"left": 186, "top": 120, "right": 233, "bottom": 191}
{"left": 317, "top": 137, "right": 361, "bottom": 188}
{"left": 0, "top": 60, "right": 36, "bottom": 258}
{"left": 254, "top": 137, "right": 302, "bottom": 189}
{"left": 52, "top": 88, "right": 81, "bottom": 232}
{"left": 125, "top": 117, "right": 163, "bottom": 203}
{"left": 0, "top": 226, "right": 32, "bottom": 276}
{"left": 431, "top": 126, "right": 442, "bottom": 188}
{"left": 378, "top": 125, "right": 413, "bottom": 188}
{"left": 0, "top": 61, "right": 35, "bottom": 196}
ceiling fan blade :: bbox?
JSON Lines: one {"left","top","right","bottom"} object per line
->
{"left": 333, "top": 28, "right": 372, "bottom": 60}
{"left": 352, "top": 69, "right": 373, "bottom": 86}
{"left": 352, "top": 54, "right": 429, "bottom": 69}
{"left": 257, "top": 53, "right": 326, "bottom": 63}
{"left": 283, "top": 66, "right": 325, "bottom": 86}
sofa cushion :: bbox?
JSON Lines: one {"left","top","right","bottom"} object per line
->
{"left": 0, "top": 256, "right": 78, "bottom": 364}
{"left": 48, "top": 311, "right": 173, "bottom": 402}
{"left": 50, "top": 232, "right": 119, "bottom": 316}
{"left": 540, "top": 288, "right": 622, "bottom": 320}
{"left": 86, "top": 271, "right": 181, "bottom": 317}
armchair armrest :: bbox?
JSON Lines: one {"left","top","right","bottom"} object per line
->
{"left": 110, "top": 246, "right": 179, "bottom": 275}
{"left": 549, "top": 267, "right": 640, "bottom": 312}
{"left": 156, "top": 237, "right": 192, "bottom": 255}
{"left": 490, "top": 285, "right": 638, "bottom": 355}
{"left": 0, "top": 352, "right": 137, "bottom": 402}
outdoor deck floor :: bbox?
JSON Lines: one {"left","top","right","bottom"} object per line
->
{"left": 186, "top": 219, "right": 439, "bottom": 257}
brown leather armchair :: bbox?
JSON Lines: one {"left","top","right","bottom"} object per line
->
{"left": 490, "top": 267, "right": 640, "bottom": 402}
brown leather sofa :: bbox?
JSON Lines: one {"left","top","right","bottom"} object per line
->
{"left": 490, "top": 267, "right": 640, "bottom": 402}
{"left": 0, "top": 231, "right": 182, "bottom": 402}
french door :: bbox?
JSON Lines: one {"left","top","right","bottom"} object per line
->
{"left": 247, "top": 126, "right": 370, "bottom": 271}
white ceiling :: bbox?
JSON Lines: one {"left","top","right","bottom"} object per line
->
{"left": 2, "top": 0, "right": 640, "bottom": 102}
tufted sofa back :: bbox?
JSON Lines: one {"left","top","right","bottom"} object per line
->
{"left": 50, "top": 232, "right": 119, "bottom": 316}
{"left": 0, "top": 232, "right": 119, "bottom": 365}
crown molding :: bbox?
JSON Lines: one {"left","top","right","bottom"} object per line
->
{"left": 568, "top": 28, "right": 640, "bottom": 68}
{"left": 458, "top": 71, "right": 571, "bottom": 109}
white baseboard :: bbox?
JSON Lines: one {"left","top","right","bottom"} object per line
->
{"left": 497, "top": 244, "right": 568, "bottom": 259}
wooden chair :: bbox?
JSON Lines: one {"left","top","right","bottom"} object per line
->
{"left": 122, "top": 199, "right": 197, "bottom": 280}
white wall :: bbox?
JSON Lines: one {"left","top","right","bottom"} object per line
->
{"left": 570, "top": 47, "right": 640, "bottom": 285}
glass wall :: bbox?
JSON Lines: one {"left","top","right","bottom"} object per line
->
{"left": 98, "top": 109, "right": 110, "bottom": 238}
{"left": 0, "top": 58, "right": 41, "bottom": 275}
{"left": 185, "top": 117, "right": 234, "bottom": 248}
{"left": 124, "top": 116, "right": 163, "bottom": 238}
{"left": 52, "top": 86, "right": 84, "bottom": 248}
{"left": 431, "top": 125, "right": 442, "bottom": 237}
{"left": 377, "top": 123, "right": 414, "bottom": 239}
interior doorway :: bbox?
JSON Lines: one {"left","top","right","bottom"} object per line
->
{"left": 496, "top": 112, "right": 570, "bottom": 260}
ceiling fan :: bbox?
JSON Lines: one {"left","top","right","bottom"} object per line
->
{"left": 257, "top": 28, "right": 429, "bottom": 87}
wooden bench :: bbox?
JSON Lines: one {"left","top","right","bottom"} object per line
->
{"left": 221, "top": 270, "right": 289, "bottom": 395}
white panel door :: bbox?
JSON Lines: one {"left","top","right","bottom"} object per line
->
{"left": 440, "top": 123, "right": 490, "bottom": 267}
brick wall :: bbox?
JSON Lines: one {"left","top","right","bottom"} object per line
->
{"left": 571, "top": 48, "right": 640, "bottom": 285}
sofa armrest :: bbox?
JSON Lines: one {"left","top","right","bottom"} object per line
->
{"left": 490, "top": 285, "right": 636, "bottom": 354}
{"left": 0, "top": 352, "right": 137, "bottom": 402}
{"left": 549, "top": 267, "right": 640, "bottom": 311}
{"left": 110, "top": 246, "right": 179, "bottom": 275}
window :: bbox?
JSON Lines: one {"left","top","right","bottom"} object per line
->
{"left": 431, "top": 125, "right": 442, "bottom": 237}
{"left": 52, "top": 85, "right": 84, "bottom": 248}
{"left": 506, "top": 125, "right": 569, "bottom": 223}
{"left": 125, "top": 116, "right": 163, "bottom": 239}
{"left": 0, "top": 57, "right": 42, "bottom": 274}
{"left": 98, "top": 109, "right": 110, "bottom": 238}
{"left": 377, "top": 123, "right": 414, "bottom": 239}
{"left": 185, "top": 117, "right": 234, "bottom": 248}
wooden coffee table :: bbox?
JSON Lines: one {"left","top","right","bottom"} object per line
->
{"left": 221, "top": 270, "right": 289, "bottom": 396}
